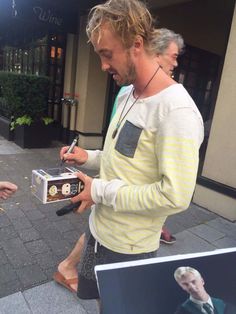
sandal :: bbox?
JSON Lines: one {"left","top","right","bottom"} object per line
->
{"left": 53, "top": 271, "right": 78, "bottom": 293}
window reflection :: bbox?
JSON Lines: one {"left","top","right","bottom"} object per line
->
{"left": 23, "top": 50, "right": 28, "bottom": 74}
{"left": 51, "top": 46, "right": 56, "bottom": 59}
{"left": 204, "top": 91, "right": 210, "bottom": 103}
{"left": 1, "top": 32, "right": 66, "bottom": 118}
{"left": 55, "top": 86, "right": 61, "bottom": 101}
{"left": 56, "top": 67, "right": 62, "bottom": 84}
{"left": 178, "top": 72, "right": 185, "bottom": 84}
{"left": 28, "top": 49, "right": 33, "bottom": 74}
{"left": 57, "top": 48, "right": 63, "bottom": 65}
{"left": 206, "top": 80, "right": 212, "bottom": 90}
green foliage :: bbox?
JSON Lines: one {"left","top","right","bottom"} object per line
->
{"left": 10, "top": 115, "right": 32, "bottom": 130}
{"left": 42, "top": 116, "right": 54, "bottom": 125}
{"left": 0, "top": 71, "right": 52, "bottom": 126}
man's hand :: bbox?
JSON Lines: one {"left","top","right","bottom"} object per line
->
{"left": 0, "top": 181, "right": 18, "bottom": 200}
{"left": 60, "top": 146, "right": 88, "bottom": 166}
{"left": 71, "top": 172, "right": 94, "bottom": 214}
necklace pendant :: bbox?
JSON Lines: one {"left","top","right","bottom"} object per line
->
{"left": 112, "top": 128, "right": 118, "bottom": 139}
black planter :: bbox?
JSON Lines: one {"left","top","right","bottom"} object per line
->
{"left": 14, "top": 122, "right": 53, "bottom": 148}
{"left": 0, "top": 115, "right": 14, "bottom": 141}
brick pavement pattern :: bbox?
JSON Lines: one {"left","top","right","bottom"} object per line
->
{"left": 0, "top": 139, "right": 94, "bottom": 298}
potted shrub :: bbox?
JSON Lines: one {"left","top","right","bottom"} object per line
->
{"left": 0, "top": 71, "right": 53, "bottom": 148}
{"left": 11, "top": 115, "right": 54, "bottom": 148}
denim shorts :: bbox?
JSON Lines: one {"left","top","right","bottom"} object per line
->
{"left": 77, "top": 229, "right": 157, "bottom": 300}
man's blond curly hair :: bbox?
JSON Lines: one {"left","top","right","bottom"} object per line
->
{"left": 86, "top": 0, "right": 160, "bottom": 54}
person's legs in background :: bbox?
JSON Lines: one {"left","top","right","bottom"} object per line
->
{"left": 160, "top": 226, "right": 176, "bottom": 244}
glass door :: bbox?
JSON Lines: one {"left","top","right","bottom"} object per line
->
{"left": 48, "top": 34, "right": 66, "bottom": 121}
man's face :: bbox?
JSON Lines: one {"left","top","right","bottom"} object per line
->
{"left": 91, "top": 24, "right": 136, "bottom": 86}
{"left": 157, "top": 41, "right": 179, "bottom": 77}
{"left": 177, "top": 272, "right": 206, "bottom": 301}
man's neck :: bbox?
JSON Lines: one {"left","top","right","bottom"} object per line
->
{"left": 190, "top": 292, "right": 210, "bottom": 304}
{"left": 134, "top": 69, "right": 175, "bottom": 99}
{"left": 132, "top": 54, "right": 176, "bottom": 98}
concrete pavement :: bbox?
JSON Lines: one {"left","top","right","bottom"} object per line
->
{"left": 0, "top": 136, "right": 235, "bottom": 313}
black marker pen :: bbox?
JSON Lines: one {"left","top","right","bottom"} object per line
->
{"left": 60, "top": 135, "right": 79, "bottom": 167}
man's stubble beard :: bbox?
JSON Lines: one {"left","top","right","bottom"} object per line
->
{"left": 119, "top": 51, "right": 136, "bottom": 87}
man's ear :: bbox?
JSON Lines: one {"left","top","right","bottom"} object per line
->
{"left": 133, "top": 35, "right": 144, "bottom": 51}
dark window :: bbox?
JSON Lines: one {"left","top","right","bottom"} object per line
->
{"left": 174, "top": 45, "right": 221, "bottom": 173}
{"left": 0, "top": 32, "right": 66, "bottom": 122}
{"left": 174, "top": 45, "right": 220, "bottom": 123}
{"left": 47, "top": 34, "right": 66, "bottom": 120}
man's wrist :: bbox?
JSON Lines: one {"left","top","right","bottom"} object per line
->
{"left": 91, "top": 178, "right": 125, "bottom": 207}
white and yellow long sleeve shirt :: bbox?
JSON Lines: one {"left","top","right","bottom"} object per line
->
{"left": 83, "top": 84, "right": 204, "bottom": 254}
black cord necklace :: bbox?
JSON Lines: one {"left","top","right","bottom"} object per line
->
{"left": 112, "top": 65, "right": 160, "bottom": 139}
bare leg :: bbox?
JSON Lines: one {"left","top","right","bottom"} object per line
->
{"left": 57, "top": 233, "right": 85, "bottom": 291}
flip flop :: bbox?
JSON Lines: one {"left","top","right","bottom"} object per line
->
{"left": 53, "top": 271, "right": 78, "bottom": 293}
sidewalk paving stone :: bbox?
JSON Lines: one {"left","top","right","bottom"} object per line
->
{"left": 10, "top": 216, "right": 33, "bottom": 231}
{"left": 0, "top": 226, "right": 18, "bottom": 241}
{"left": 0, "top": 249, "right": 8, "bottom": 265}
{"left": 207, "top": 217, "right": 236, "bottom": 240}
{"left": 17, "top": 227, "right": 41, "bottom": 242}
{"left": 188, "top": 223, "right": 225, "bottom": 242}
{"left": 23, "top": 282, "right": 98, "bottom": 314}
{"left": 24, "top": 239, "right": 51, "bottom": 255}
{"left": 1, "top": 238, "right": 34, "bottom": 268}
{"left": 0, "top": 280, "right": 23, "bottom": 299}
{"left": 0, "top": 212, "right": 11, "bottom": 228}
{"left": 15, "top": 265, "right": 47, "bottom": 289}
{"left": 23, "top": 209, "right": 45, "bottom": 221}
{"left": 33, "top": 251, "right": 61, "bottom": 270}
{"left": 213, "top": 236, "right": 236, "bottom": 248}
{"left": 0, "top": 264, "right": 18, "bottom": 285}
{"left": 0, "top": 292, "right": 32, "bottom": 314}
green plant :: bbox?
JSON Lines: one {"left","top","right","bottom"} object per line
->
{"left": 42, "top": 116, "right": 54, "bottom": 125}
{"left": 10, "top": 115, "right": 32, "bottom": 130}
{"left": 0, "top": 71, "right": 52, "bottom": 125}
{"left": 10, "top": 114, "right": 54, "bottom": 130}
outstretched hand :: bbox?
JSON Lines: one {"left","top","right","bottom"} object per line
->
{"left": 0, "top": 181, "right": 18, "bottom": 200}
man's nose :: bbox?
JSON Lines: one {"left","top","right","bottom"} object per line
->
{"left": 188, "top": 283, "right": 196, "bottom": 291}
{"left": 101, "top": 60, "right": 110, "bottom": 72}
{"left": 173, "top": 60, "right": 178, "bottom": 68}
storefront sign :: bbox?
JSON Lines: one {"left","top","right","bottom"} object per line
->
{"left": 32, "top": 6, "right": 63, "bottom": 27}
{"left": 0, "top": 0, "right": 77, "bottom": 33}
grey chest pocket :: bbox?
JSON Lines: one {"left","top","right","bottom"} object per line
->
{"left": 115, "top": 120, "right": 142, "bottom": 158}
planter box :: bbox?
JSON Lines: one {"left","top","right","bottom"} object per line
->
{"left": 14, "top": 122, "right": 53, "bottom": 148}
{"left": 0, "top": 115, "right": 14, "bottom": 141}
